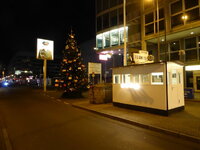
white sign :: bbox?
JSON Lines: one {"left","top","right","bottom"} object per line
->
{"left": 88, "top": 62, "right": 102, "bottom": 74}
{"left": 133, "top": 50, "right": 153, "bottom": 64}
{"left": 99, "top": 55, "right": 108, "bottom": 61}
{"left": 37, "top": 38, "right": 54, "bottom": 60}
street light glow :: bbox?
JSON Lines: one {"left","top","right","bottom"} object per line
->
{"left": 182, "top": 15, "right": 188, "bottom": 20}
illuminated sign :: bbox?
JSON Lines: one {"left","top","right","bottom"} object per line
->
{"left": 99, "top": 55, "right": 108, "bottom": 60}
{"left": 133, "top": 50, "right": 154, "bottom": 64}
{"left": 37, "top": 38, "right": 54, "bottom": 60}
{"left": 185, "top": 65, "right": 200, "bottom": 71}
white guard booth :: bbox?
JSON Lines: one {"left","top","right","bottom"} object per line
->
{"left": 112, "top": 62, "right": 184, "bottom": 115}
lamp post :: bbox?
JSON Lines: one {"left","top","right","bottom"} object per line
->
{"left": 155, "top": 0, "right": 160, "bottom": 62}
{"left": 123, "top": 0, "right": 127, "bottom": 66}
{"left": 144, "top": 0, "right": 160, "bottom": 62}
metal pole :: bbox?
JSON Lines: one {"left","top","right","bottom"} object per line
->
{"left": 43, "top": 59, "right": 47, "bottom": 92}
{"left": 100, "top": 63, "right": 102, "bottom": 83}
{"left": 156, "top": 0, "right": 160, "bottom": 62}
{"left": 123, "top": 0, "right": 127, "bottom": 66}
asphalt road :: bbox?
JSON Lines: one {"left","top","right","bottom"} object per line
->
{"left": 0, "top": 88, "right": 199, "bottom": 150}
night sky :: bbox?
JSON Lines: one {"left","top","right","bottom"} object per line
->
{"left": 0, "top": 0, "right": 95, "bottom": 66}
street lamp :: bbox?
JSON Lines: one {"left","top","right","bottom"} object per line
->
{"left": 182, "top": 14, "right": 188, "bottom": 24}
{"left": 123, "top": 0, "right": 127, "bottom": 66}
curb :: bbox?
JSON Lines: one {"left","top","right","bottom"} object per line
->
{"left": 72, "top": 104, "right": 200, "bottom": 144}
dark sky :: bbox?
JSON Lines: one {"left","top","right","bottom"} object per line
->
{"left": 0, "top": 0, "right": 95, "bottom": 66}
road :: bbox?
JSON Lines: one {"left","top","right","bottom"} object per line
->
{"left": 0, "top": 88, "right": 199, "bottom": 150}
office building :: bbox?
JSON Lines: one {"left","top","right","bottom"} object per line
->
{"left": 95, "top": 0, "right": 200, "bottom": 93}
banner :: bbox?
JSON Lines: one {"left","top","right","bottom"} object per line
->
{"left": 37, "top": 38, "right": 54, "bottom": 60}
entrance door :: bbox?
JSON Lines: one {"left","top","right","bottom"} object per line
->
{"left": 196, "top": 76, "right": 200, "bottom": 90}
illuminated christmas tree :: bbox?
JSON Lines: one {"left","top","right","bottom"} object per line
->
{"left": 60, "top": 31, "right": 88, "bottom": 98}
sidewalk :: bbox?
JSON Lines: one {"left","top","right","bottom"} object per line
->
{"left": 45, "top": 90, "right": 200, "bottom": 143}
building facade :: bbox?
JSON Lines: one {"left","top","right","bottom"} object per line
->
{"left": 95, "top": 0, "right": 200, "bottom": 93}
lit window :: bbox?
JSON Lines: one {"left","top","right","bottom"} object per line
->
{"left": 122, "top": 74, "right": 131, "bottom": 84}
{"left": 110, "top": 29, "right": 119, "bottom": 46}
{"left": 151, "top": 72, "right": 164, "bottom": 85}
{"left": 113, "top": 74, "right": 120, "bottom": 84}
{"left": 133, "top": 74, "right": 140, "bottom": 84}
{"left": 119, "top": 27, "right": 128, "bottom": 44}
{"left": 103, "top": 31, "right": 110, "bottom": 48}
{"left": 141, "top": 74, "right": 150, "bottom": 84}
{"left": 96, "top": 34, "right": 103, "bottom": 49}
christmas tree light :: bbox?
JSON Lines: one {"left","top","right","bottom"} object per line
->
{"left": 60, "top": 30, "right": 88, "bottom": 98}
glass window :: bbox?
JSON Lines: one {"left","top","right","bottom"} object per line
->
{"left": 141, "top": 74, "right": 150, "bottom": 84}
{"left": 199, "top": 36, "right": 200, "bottom": 47}
{"left": 160, "top": 43, "right": 167, "bottom": 53}
{"left": 118, "top": 0, "right": 123, "bottom": 4}
{"left": 172, "top": 70, "right": 177, "bottom": 85}
{"left": 96, "top": 0, "right": 102, "bottom": 13}
{"left": 170, "top": 41, "right": 180, "bottom": 51}
{"left": 186, "top": 50, "right": 197, "bottom": 61}
{"left": 145, "top": 23, "right": 154, "bottom": 35}
{"left": 178, "top": 72, "right": 181, "bottom": 84}
{"left": 102, "top": 0, "right": 109, "bottom": 10}
{"left": 133, "top": 74, "right": 140, "bottom": 83}
{"left": 110, "top": 10, "right": 118, "bottom": 27}
{"left": 103, "top": 13, "right": 109, "bottom": 29}
{"left": 160, "top": 54, "right": 169, "bottom": 61}
{"left": 185, "top": 37, "right": 197, "bottom": 49}
{"left": 145, "top": 12, "right": 154, "bottom": 24}
{"left": 186, "top": 8, "right": 200, "bottom": 23}
{"left": 118, "top": 8, "right": 123, "bottom": 25}
{"left": 156, "top": 20, "right": 165, "bottom": 32}
{"left": 159, "top": 8, "right": 164, "bottom": 19}
{"left": 186, "top": 71, "right": 193, "bottom": 87}
{"left": 155, "top": 8, "right": 165, "bottom": 20}
{"left": 103, "top": 31, "right": 110, "bottom": 48}
{"left": 97, "top": 16, "right": 102, "bottom": 32}
{"left": 151, "top": 72, "right": 164, "bottom": 85}
{"left": 171, "top": 1, "right": 182, "bottom": 15}
{"left": 184, "top": 0, "right": 199, "bottom": 9}
{"left": 122, "top": 74, "right": 131, "bottom": 84}
{"left": 113, "top": 74, "right": 120, "bottom": 84}
{"left": 170, "top": 52, "right": 179, "bottom": 61}
{"left": 110, "top": 29, "right": 119, "bottom": 46}
{"left": 96, "top": 34, "right": 103, "bottom": 49}
{"left": 110, "top": 0, "right": 118, "bottom": 7}
{"left": 171, "top": 13, "right": 184, "bottom": 28}
{"left": 119, "top": 27, "right": 128, "bottom": 44}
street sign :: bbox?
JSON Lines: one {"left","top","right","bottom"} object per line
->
{"left": 88, "top": 62, "right": 102, "bottom": 74}
{"left": 88, "top": 62, "right": 102, "bottom": 83}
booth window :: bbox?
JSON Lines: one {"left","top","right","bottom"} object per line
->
{"left": 133, "top": 74, "right": 140, "bottom": 84}
{"left": 141, "top": 74, "right": 150, "bottom": 84}
{"left": 172, "top": 70, "right": 177, "bottom": 84}
{"left": 178, "top": 72, "right": 181, "bottom": 84}
{"left": 151, "top": 72, "right": 164, "bottom": 85}
{"left": 122, "top": 74, "right": 131, "bottom": 84}
{"left": 113, "top": 74, "right": 121, "bottom": 84}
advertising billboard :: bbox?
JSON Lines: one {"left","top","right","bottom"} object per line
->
{"left": 37, "top": 38, "right": 54, "bottom": 60}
